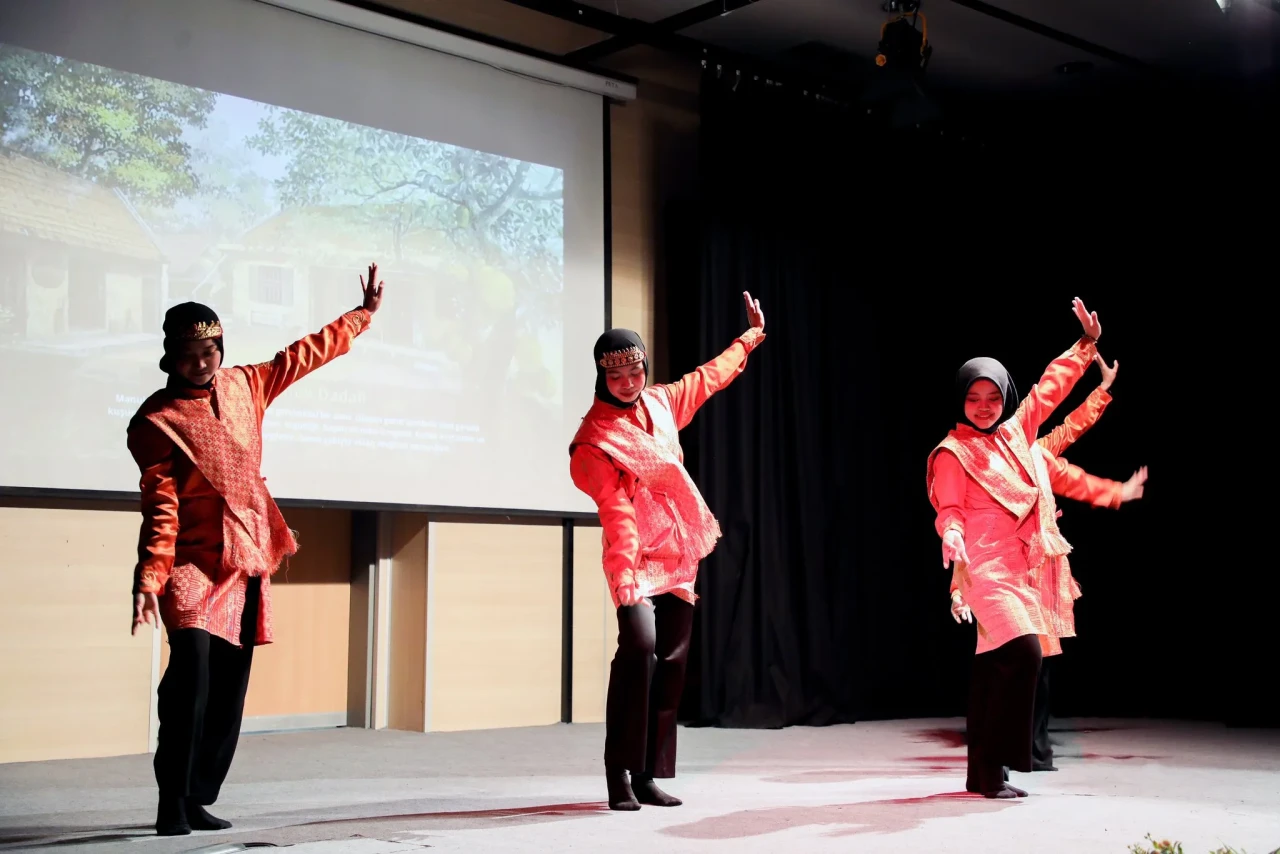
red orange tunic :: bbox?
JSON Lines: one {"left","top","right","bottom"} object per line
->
{"left": 128, "top": 308, "right": 372, "bottom": 647}
{"left": 947, "top": 385, "right": 1123, "bottom": 601}
{"left": 927, "top": 336, "right": 1098, "bottom": 655}
{"left": 570, "top": 327, "right": 765, "bottom": 607}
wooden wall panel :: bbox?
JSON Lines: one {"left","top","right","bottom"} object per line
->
{"left": 240, "top": 508, "right": 352, "bottom": 722}
{"left": 426, "top": 522, "right": 561, "bottom": 731}
{"left": 387, "top": 513, "right": 428, "bottom": 732}
{"left": 0, "top": 505, "right": 151, "bottom": 763}
{"left": 572, "top": 522, "right": 617, "bottom": 723}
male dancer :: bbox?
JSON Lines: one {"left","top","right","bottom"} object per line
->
{"left": 129, "top": 264, "right": 385, "bottom": 835}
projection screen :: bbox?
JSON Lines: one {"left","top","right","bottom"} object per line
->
{"left": 0, "top": 0, "right": 622, "bottom": 514}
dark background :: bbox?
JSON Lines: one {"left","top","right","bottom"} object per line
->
{"left": 668, "top": 68, "right": 1267, "bottom": 729}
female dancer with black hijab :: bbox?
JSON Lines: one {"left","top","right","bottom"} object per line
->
{"left": 947, "top": 352, "right": 1149, "bottom": 771}
{"left": 569, "top": 292, "right": 766, "bottom": 810}
{"left": 926, "top": 297, "right": 1103, "bottom": 799}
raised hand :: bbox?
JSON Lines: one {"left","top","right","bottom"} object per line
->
{"left": 1121, "top": 465, "right": 1148, "bottom": 502}
{"left": 360, "top": 262, "right": 385, "bottom": 313}
{"left": 942, "top": 529, "right": 969, "bottom": 569}
{"left": 1072, "top": 296, "right": 1101, "bottom": 340}
{"left": 743, "top": 291, "right": 764, "bottom": 331}
{"left": 1094, "top": 352, "right": 1118, "bottom": 390}
{"left": 132, "top": 592, "right": 159, "bottom": 635}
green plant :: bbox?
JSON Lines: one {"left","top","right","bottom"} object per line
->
{"left": 1129, "top": 836, "right": 1256, "bottom": 854}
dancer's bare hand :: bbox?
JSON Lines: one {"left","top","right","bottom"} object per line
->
{"left": 616, "top": 584, "right": 651, "bottom": 608}
{"left": 1095, "top": 352, "right": 1118, "bottom": 391}
{"left": 743, "top": 291, "right": 764, "bottom": 331}
{"left": 942, "top": 529, "right": 969, "bottom": 569}
{"left": 1121, "top": 466, "right": 1148, "bottom": 502}
{"left": 360, "top": 262, "right": 385, "bottom": 313}
{"left": 950, "top": 592, "right": 973, "bottom": 624}
{"left": 1072, "top": 296, "right": 1101, "bottom": 340}
{"left": 132, "top": 592, "right": 159, "bottom": 635}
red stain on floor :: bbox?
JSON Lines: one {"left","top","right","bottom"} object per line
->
{"left": 1079, "top": 753, "right": 1165, "bottom": 762}
{"left": 908, "top": 755, "right": 967, "bottom": 764}
{"left": 306, "top": 801, "right": 611, "bottom": 829}
{"left": 764, "top": 764, "right": 959, "bottom": 784}
{"left": 911, "top": 727, "right": 968, "bottom": 749}
{"left": 662, "top": 791, "right": 1018, "bottom": 840}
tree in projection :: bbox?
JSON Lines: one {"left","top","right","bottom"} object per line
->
{"left": 247, "top": 110, "right": 562, "bottom": 262}
{"left": 0, "top": 45, "right": 216, "bottom": 205}
{"left": 248, "top": 108, "right": 565, "bottom": 401}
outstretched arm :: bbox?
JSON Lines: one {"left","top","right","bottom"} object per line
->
{"left": 659, "top": 291, "right": 766, "bottom": 430}
{"left": 241, "top": 262, "right": 384, "bottom": 410}
{"left": 1038, "top": 351, "right": 1118, "bottom": 456}
{"left": 1042, "top": 447, "right": 1147, "bottom": 509}
{"left": 570, "top": 445, "right": 642, "bottom": 606}
{"left": 1038, "top": 386, "right": 1111, "bottom": 456}
{"left": 1015, "top": 297, "right": 1102, "bottom": 438}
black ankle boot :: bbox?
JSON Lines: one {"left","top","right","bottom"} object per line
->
{"left": 632, "top": 773, "right": 682, "bottom": 807}
{"left": 606, "top": 764, "right": 639, "bottom": 811}
{"left": 185, "top": 800, "right": 232, "bottom": 830}
{"left": 155, "top": 796, "right": 191, "bottom": 836}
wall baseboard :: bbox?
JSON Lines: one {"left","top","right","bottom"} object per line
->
{"left": 241, "top": 712, "right": 348, "bottom": 734}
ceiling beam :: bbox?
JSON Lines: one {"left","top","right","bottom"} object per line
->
{"left": 939, "top": 0, "right": 1168, "bottom": 77}
{"left": 497, "top": 0, "right": 857, "bottom": 98}
{"left": 565, "top": 0, "right": 763, "bottom": 63}
{"left": 505, "top": 0, "right": 1173, "bottom": 91}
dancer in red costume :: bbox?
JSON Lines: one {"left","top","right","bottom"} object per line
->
{"left": 570, "top": 292, "right": 766, "bottom": 810}
{"left": 129, "top": 264, "right": 385, "bottom": 835}
{"left": 947, "top": 352, "right": 1149, "bottom": 772}
{"left": 926, "top": 297, "right": 1115, "bottom": 799}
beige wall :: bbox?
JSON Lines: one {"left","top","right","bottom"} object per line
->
{"left": 0, "top": 0, "right": 694, "bottom": 762}
{"left": 0, "top": 502, "right": 152, "bottom": 763}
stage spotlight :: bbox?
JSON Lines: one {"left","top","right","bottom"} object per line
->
{"left": 875, "top": 11, "right": 932, "bottom": 74}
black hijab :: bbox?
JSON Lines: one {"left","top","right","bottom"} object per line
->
{"left": 955, "top": 357, "right": 1018, "bottom": 434}
{"left": 159, "top": 302, "right": 224, "bottom": 389}
{"left": 593, "top": 328, "right": 647, "bottom": 408}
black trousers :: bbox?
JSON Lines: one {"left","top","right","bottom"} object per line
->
{"left": 153, "top": 577, "right": 259, "bottom": 805}
{"left": 967, "top": 633, "right": 1042, "bottom": 794}
{"left": 604, "top": 593, "right": 694, "bottom": 779}
{"left": 1031, "top": 656, "right": 1053, "bottom": 766}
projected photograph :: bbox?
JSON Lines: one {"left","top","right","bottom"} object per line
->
{"left": 0, "top": 42, "right": 567, "bottom": 496}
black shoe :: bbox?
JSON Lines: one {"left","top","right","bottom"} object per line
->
{"left": 155, "top": 797, "right": 191, "bottom": 836}
{"left": 1031, "top": 760, "right": 1058, "bottom": 772}
{"left": 185, "top": 800, "right": 232, "bottom": 830}
{"left": 632, "top": 774, "right": 682, "bottom": 807}
{"left": 606, "top": 765, "right": 639, "bottom": 811}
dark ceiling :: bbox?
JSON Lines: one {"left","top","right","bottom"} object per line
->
{"left": 482, "top": 0, "right": 1279, "bottom": 97}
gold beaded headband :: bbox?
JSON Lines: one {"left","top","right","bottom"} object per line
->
{"left": 598, "top": 346, "right": 645, "bottom": 369}
{"left": 178, "top": 320, "right": 224, "bottom": 341}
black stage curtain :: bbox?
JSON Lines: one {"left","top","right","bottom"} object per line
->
{"left": 671, "top": 73, "right": 1268, "bottom": 729}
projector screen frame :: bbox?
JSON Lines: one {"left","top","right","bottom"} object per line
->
{"left": 0, "top": 0, "right": 622, "bottom": 521}
{"left": 261, "top": 0, "right": 639, "bottom": 102}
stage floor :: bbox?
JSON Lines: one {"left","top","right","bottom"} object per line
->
{"left": 2, "top": 718, "right": 1277, "bottom": 853}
